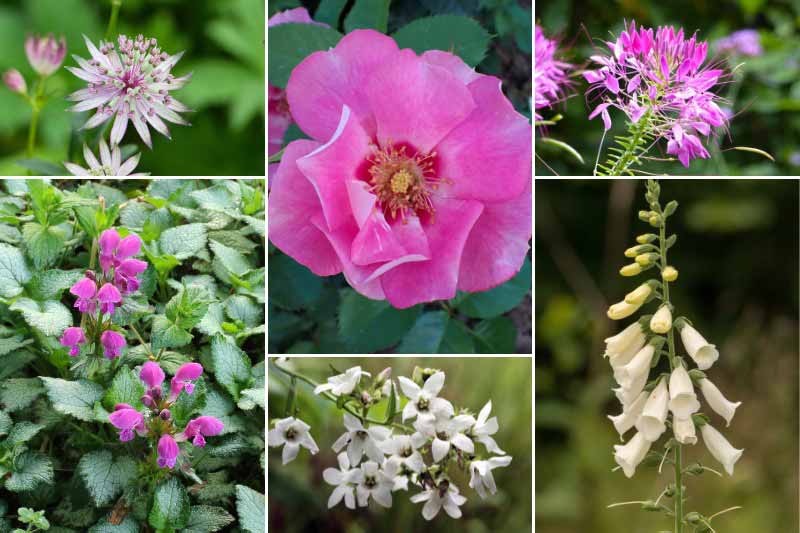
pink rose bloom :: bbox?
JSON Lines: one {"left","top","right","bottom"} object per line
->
{"left": 268, "top": 30, "right": 532, "bottom": 308}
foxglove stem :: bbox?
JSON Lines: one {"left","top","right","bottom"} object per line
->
{"left": 106, "top": 0, "right": 123, "bottom": 40}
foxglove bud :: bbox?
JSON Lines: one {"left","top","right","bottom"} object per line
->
{"left": 650, "top": 305, "right": 673, "bottom": 333}
{"left": 661, "top": 265, "right": 678, "bottom": 281}
{"left": 3, "top": 69, "right": 26, "bottom": 94}
{"left": 607, "top": 300, "right": 641, "bottom": 320}
{"left": 635, "top": 253, "right": 657, "bottom": 266}
{"left": 619, "top": 263, "right": 642, "bottom": 276}
{"left": 636, "top": 233, "right": 657, "bottom": 244}
{"left": 624, "top": 281, "right": 655, "bottom": 305}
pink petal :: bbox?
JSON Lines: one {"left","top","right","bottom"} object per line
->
{"left": 421, "top": 50, "right": 483, "bottom": 85}
{"left": 604, "top": 71, "right": 620, "bottom": 94}
{"left": 366, "top": 49, "right": 475, "bottom": 153}
{"left": 110, "top": 111, "right": 129, "bottom": 146}
{"left": 268, "top": 140, "right": 342, "bottom": 276}
{"left": 435, "top": 76, "right": 531, "bottom": 203}
{"left": 350, "top": 209, "right": 407, "bottom": 266}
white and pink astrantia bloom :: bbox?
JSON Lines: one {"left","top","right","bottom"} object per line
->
{"left": 268, "top": 30, "right": 531, "bottom": 309}
{"left": 584, "top": 21, "right": 728, "bottom": 168}
{"left": 66, "top": 34, "right": 191, "bottom": 148}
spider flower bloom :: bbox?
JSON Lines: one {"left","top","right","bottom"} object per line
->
{"left": 66, "top": 34, "right": 191, "bottom": 148}
{"left": 69, "top": 276, "right": 97, "bottom": 314}
{"left": 534, "top": 25, "right": 572, "bottom": 121}
{"left": 109, "top": 407, "right": 145, "bottom": 442}
{"left": 64, "top": 139, "right": 147, "bottom": 176}
{"left": 170, "top": 362, "right": 203, "bottom": 399}
{"left": 100, "top": 329, "right": 126, "bottom": 359}
{"left": 26, "top": 34, "right": 66, "bottom": 76}
{"left": 584, "top": 21, "right": 728, "bottom": 168}
{"left": 715, "top": 30, "right": 762, "bottom": 58}
{"left": 157, "top": 434, "right": 180, "bottom": 469}
{"left": 3, "top": 69, "right": 26, "bottom": 95}
{"left": 182, "top": 416, "right": 224, "bottom": 447}
{"left": 59, "top": 326, "right": 86, "bottom": 356}
{"left": 269, "top": 30, "right": 531, "bottom": 308}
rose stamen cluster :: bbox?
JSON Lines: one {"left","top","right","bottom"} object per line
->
{"left": 584, "top": 21, "right": 728, "bottom": 167}
{"left": 109, "top": 361, "right": 223, "bottom": 469}
{"left": 534, "top": 25, "right": 573, "bottom": 121}
{"left": 59, "top": 228, "right": 147, "bottom": 359}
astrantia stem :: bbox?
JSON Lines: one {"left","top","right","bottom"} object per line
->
{"left": 106, "top": 0, "right": 123, "bottom": 40}
{"left": 25, "top": 76, "right": 46, "bottom": 160}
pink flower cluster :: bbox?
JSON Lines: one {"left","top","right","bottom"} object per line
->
{"left": 269, "top": 29, "right": 531, "bottom": 308}
{"left": 109, "top": 361, "right": 223, "bottom": 469}
{"left": 3, "top": 34, "right": 66, "bottom": 95}
{"left": 534, "top": 25, "right": 572, "bottom": 121}
{"left": 59, "top": 228, "right": 147, "bottom": 359}
{"left": 584, "top": 21, "right": 728, "bottom": 167}
{"left": 715, "top": 30, "right": 762, "bottom": 58}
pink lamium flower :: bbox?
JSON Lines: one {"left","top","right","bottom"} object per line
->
{"left": 100, "top": 329, "right": 126, "bottom": 359}
{"left": 170, "top": 362, "right": 203, "bottom": 399}
{"left": 534, "top": 25, "right": 572, "bottom": 121}
{"left": 584, "top": 21, "right": 728, "bottom": 168}
{"left": 3, "top": 69, "right": 27, "bottom": 95}
{"left": 97, "top": 283, "right": 122, "bottom": 315}
{"left": 157, "top": 434, "right": 180, "bottom": 469}
{"left": 64, "top": 139, "right": 147, "bottom": 176}
{"left": 69, "top": 277, "right": 97, "bottom": 314}
{"left": 181, "top": 416, "right": 224, "bottom": 447}
{"left": 26, "top": 34, "right": 66, "bottom": 77}
{"left": 98, "top": 229, "right": 142, "bottom": 274}
{"left": 109, "top": 406, "right": 145, "bottom": 442}
{"left": 269, "top": 30, "right": 532, "bottom": 308}
{"left": 140, "top": 361, "right": 165, "bottom": 390}
{"left": 715, "top": 30, "right": 762, "bottom": 58}
{"left": 66, "top": 34, "right": 191, "bottom": 148}
{"left": 59, "top": 327, "right": 86, "bottom": 357}
{"left": 114, "top": 258, "right": 148, "bottom": 294}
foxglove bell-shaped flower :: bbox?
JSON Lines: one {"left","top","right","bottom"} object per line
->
{"left": 678, "top": 323, "right": 719, "bottom": 370}
{"left": 699, "top": 378, "right": 741, "bottom": 426}
{"left": 673, "top": 416, "right": 697, "bottom": 445}
{"left": 614, "top": 344, "right": 655, "bottom": 390}
{"left": 399, "top": 372, "right": 454, "bottom": 423}
{"left": 109, "top": 406, "right": 144, "bottom": 442}
{"left": 323, "top": 452, "right": 364, "bottom": 509}
{"left": 534, "top": 25, "right": 573, "bottom": 121}
{"left": 332, "top": 413, "right": 391, "bottom": 466}
{"left": 650, "top": 305, "right": 673, "bottom": 333}
{"left": 182, "top": 416, "right": 224, "bottom": 447}
{"left": 157, "top": 434, "right": 180, "bottom": 469}
{"left": 604, "top": 322, "right": 646, "bottom": 360}
{"left": 97, "top": 282, "right": 122, "bottom": 315}
{"left": 469, "top": 455, "right": 512, "bottom": 499}
{"left": 414, "top": 414, "right": 474, "bottom": 462}
{"left": 668, "top": 365, "right": 700, "bottom": 419}
{"left": 69, "top": 277, "right": 97, "bottom": 314}
{"left": 67, "top": 34, "right": 191, "bottom": 148}
{"left": 608, "top": 390, "right": 648, "bottom": 436}
{"left": 268, "top": 416, "right": 319, "bottom": 464}
{"left": 355, "top": 461, "right": 394, "bottom": 507}
{"left": 613, "top": 431, "right": 652, "bottom": 478}
{"left": 100, "top": 330, "right": 125, "bottom": 359}
{"left": 700, "top": 423, "right": 743, "bottom": 475}
{"left": 410, "top": 482, "right": 467, "bottom": 520}
{"left": 59, "top": 326, "right": 86, "bottom": 356}
{"left": 170, "top": 362, "right": 203, "bottom": 399}
{"left": 635, "top": 378, "right": 669, "bottom": 442}
{"left": 26, "top": 34, "right": 66, "bottom": 76}
{"left": 313, "top": 366, "right": 370, "bottom": 396}
{"left": 64, "top": 140, "right": 147, "bottom": 177}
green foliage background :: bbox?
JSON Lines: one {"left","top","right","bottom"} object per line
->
{"left": 268, "top": 357, "right": 532, "bottom": 533}
{"left": 0, "top": 0, "right": 265, "bottom": 176}
{"left": 535, "top": 179, "right": 799, "bottom": 532}
{"left": 535, "top": 0, "right": 800, "bottom": 175}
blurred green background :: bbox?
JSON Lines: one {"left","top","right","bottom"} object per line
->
{"left": 268, "top": 357, "right": 532, "bottom": 532}
{"left": 535, "top": 0, "right": 800, "bottom": 175}
{"left": 535, "top": 179, "right": 799, "bottom": 532}
{"left": 0, "top": 0, "right": 264, "bottom": 176}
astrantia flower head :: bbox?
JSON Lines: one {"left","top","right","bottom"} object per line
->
{"left": 64, "top": 139, "right": 147, "bottom": 176}
{"left": 67, "top": 34, "right": 191, "bottom": 148}
{"left": 715, "top": 30, "right": 762, "bottom": 58}
{"left": 26, "top": 34, "right": 66, "bottom": 77}
{"left": 534, "top": 25, "right": 573, "bottom": 121}
{"left": 584, "top": 21, "right": 729, "bottom": 168}
{"left": 3, "top": 69, "right": 26, "bottom": 95}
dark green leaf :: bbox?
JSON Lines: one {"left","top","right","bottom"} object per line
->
{"left": 456, "top": 256, "right": 531, "bottom": 318}
{"left": 268, "top": 254, "right": 323, "bottom": 310}
{"left": 315, "top": 0, "right": 347, "bottom": 26}
{"left": 344, "top": 0, "right": 390, "bottom": 32}
{"left": 338, "top": 290, "right": 420, "bottom": 352}
{"left": 268, "top": 23, "right": 343, "bottom": 88}
{"left": 149, "top": 477, "right": 190, "bottom": 530}
{"left": 392, "top": 15, "right": 491, "bottom": 67}
{"left": 397, "top": 311, "right": 474, "bottom": 353}
{"left": 472, "top": 316, "right": 517, "bottom": 353}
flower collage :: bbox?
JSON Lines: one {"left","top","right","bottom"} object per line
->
{"left": 0, "top": 0, "right": 798, "bottom": 532}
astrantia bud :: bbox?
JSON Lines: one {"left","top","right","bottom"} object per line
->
{"left": 25, "top": 34, "right": 66, "bottom": 76}
{"left": 700, "top": 423, "right": 743, "bottom": 476}
{"left": 673, "top": 417, "right": 697, "bottom": 445}
{"left": 650, "top": 305, "right": 672, "bottom": 333}
{"left": 620, "top": 263, "right": 642, "bottom": 276}
{"left": 3, "top": 69, "right": 26, "bottom": 94}
{"left": 613, "top": 431, "right": 651, "bottom": 478}
{"left": 668, "top": 365, "right": 700, "bottom": 419}
{"left": 698, "top": 378, "right": 741, "bottom": 427}
{"left": 607, "top": 300, "right": 641, "bottom": 320}
{"left": 661, "top": 265, "right": 679, "bottom": 281}
{"left": 635, "top": 378, "right": 669, "bottom": 442}
{"left": 678, "top": 323, "right": 719, "bottom": 370}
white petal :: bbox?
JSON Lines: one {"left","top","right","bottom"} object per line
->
{"left": 323, "top": 468, "right": 344, "bottom": 486}
{"left": 422, "top": 371, "right": 445, "bottom": 396}
{"left": 267, "top": 428, "right": 284, "bottom": 447}
{"left": 332, "top": 431, "right": 350, "bottom": 453}
{"left": 432, "top": 438, "right": 450, "bottom": 462}
{"left": 327, "top": 485, "right": 346, "bottom": 508}
{"left": 398, "top": 376, "right": 420, "bottom": 399}
{"left": 422, "top": 497, "right": 441, "bottom": 520}
{"left": 282, "top": 442, "right": 300, "bottom": 464}
{"left": 450, "top": 433, "right": 474, "bottom": 453}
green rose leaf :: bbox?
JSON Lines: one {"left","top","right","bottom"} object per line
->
{"left": 397, "top": 311, "right": 475, "bottom": 353}
{"left": 344, "top": 0, "right": 390, "bottom": 33}
{"left": 392, "top": 15, "right": 492, "bottom": 67}
{"left": 472, "top": 316, "right": 517, "bottom": 353}
{"left": 268, "top": 254, "right": 323, "bottom": 310}
{"left": 267, "top": 23, "right": 343, "bottom": 88}
{"left": 455, "top": 256, "right": 531, "bottom": 319}
{"left": 338, "top": 290, "right": 421, "bottom": 352}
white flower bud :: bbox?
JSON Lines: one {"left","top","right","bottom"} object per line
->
{"left": 607, "top": 300, "right": 642, "bottom": 320}
{"left": 625, "top": 283, "right": 653, "bottom": 305}
{"left": 613, "top": 431, "right": 651, "bottom": 478}
{"left": 668, "top": 365, "right": 700, "bottom": 419}
{"left": 678, "top": 324, "right": 719, "bottom": 370}
{"left": 699, "top": 378, "right": 741, "bottom": 427}
{"left": 650, "top": 305, "right": 672, "bottom": 333}
{"left": 613, "top": 345, "right": 655, "bottom": 389}
{"left": 635, "top": 379, "right": 669, "bottom": 442}
{"left": 620, "top": 263, "right": 642, "bottom": 276}
{"left": 673, "top": 417, "right": 697, "bottom": 445}
{"left": 608, "top": 390, "right": 648, "bottom": 436}
{"left": 700, "top": 423, "right": 743, "bottom": 476}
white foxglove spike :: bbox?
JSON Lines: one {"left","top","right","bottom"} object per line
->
{"left": 635, "top": 379, "right": 669, "bottom": 442}
{"left": 650, "top": 305, "right": 672, "bottom": 333}
{"left": 673, "top": 417, "right": 697, "bottom": 445}
{"left": 614, "top": 344, "right": 655, "bottom": 389}
{"left": 608, "top": 390, "right": 648, "bottom": 436}
{"left": 699, "top": 378, "right": 741, "bottom": 427}
{"left": 679, "top": 323, "right": 719, "bottom": 370}
{"left": 613, "top": 431, "right": 651, "bottom": 478}
{"left": 668, "top": 365, "right": 701, "bottom": 419}
{"left": 700, "top": 423, "right": 743, "bottom": 476}
{"left": 604, "top": 322, "right": 646, "bottom": 360}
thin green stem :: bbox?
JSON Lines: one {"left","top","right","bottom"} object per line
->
{"left": 608, "top": 109, "right": 653, "bottom": 176}
{"left": 106, "top": 0, "right": 123, "bottom": 40}
{"left": 26, "top": 76, "right": 46, "bottom": 160}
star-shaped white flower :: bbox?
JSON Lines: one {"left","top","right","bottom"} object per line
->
{"left": 323, "top": 452, "right": 364, "bottom": 509}
{"left": 410, "top": 482, "right": 467, "bottom": 520}
{"left": 469, "top": 400, "right": 506, "bottom": 454}
{"left": 469, "top": 455, "right": 512, "bottom": 499}
{"left": 414, "top": 414, "right": 474, "bottom": 462}
{"left": 314, "top": 366, "right": 371, "bottom": 396}
{"left": 267, "top": 417, "right": 319, "bottom": 464}
{"left": 398, "top": 372, "right": 454, "bottom": 423}
{"left": 380, "top": 434, "right": 426, "bottom": 490}
{"left": 332, "top": 413, "right": 391, "bottom": 466}
{"left": 355, "top": 461, "right": 394, "bottom": 508}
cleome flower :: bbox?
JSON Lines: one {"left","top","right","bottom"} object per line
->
{"left": 584, "top": 21, "right": 728, "bottom": 168}
{"left": 64, "top": 140, "right": 147, "bottom": 176}
{"left": 66, "top": 34, "right": 191, "bottom": 148}
{"left": 534, "top": 25, "right": 573, "bottom": 121}
{"left": 268, "top": 29, "right": 531, "bottom": 308}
